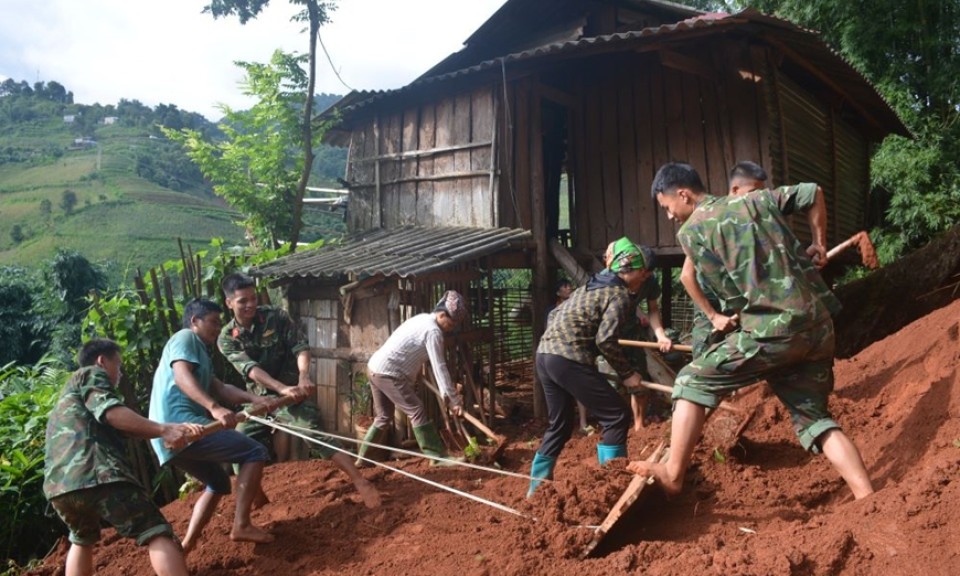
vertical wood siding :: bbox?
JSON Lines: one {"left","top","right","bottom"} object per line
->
{"left": 346, "top": 85, "right": 498, "bottom": 230}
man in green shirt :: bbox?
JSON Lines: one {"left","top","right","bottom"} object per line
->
{"left": 44, "top": 338, "right": 202, "bottom": 576}
{"left": 628, "top": 162, "right": 873, "bottom": 501}
{"left": 218, "top": 273, "right": 380, "bottom": 509}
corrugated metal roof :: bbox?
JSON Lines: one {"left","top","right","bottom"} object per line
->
{"left": 253, "top": 226, "right": 532, "bottom": 280}
{"left": 321, "top": 8, "right": 908, "bottom": 139}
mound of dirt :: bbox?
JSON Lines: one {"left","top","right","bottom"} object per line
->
{"left": 29, "top": 300, "right": 960, "bottom": 575}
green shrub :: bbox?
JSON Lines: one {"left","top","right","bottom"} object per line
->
{"left": 0, "top": 357, "right": 69, "bottom": 566}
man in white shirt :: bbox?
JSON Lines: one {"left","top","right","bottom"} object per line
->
{"left": 357, "top": 290, "right": 467, "bottom": 466}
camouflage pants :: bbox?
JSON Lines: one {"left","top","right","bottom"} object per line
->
{"left": 674, "top": 319, "right": 839, "bottom": 452}
{"left": 49, "top": 482, "right": 174, "bottom": 547}
{"left": 690, "top": 297, "right": 733, "bottom": 359}
{"left": 238, "top": 397, "right": 341, "bottom": 460}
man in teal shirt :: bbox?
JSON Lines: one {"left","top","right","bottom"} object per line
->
{"left": 629, "top": 162, "right": 873, "bottom": 502}
{"left": 150, "top": 298, "right": 274, "bottom": 554}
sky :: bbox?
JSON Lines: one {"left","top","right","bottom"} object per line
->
{"left": 0, "top": 0, "right": 508, "bottom": 121}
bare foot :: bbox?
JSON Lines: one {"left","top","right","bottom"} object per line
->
{"left": 251, "top": 487, "right": 270, "bottom": 511}
{"left": 356, "top": 478, "right": 382, "bottom": 509}
{"left": 230, "top": 525, "right": 275, "bottom": 544}
{"left": 626, "top": 460, "right": 683, "bottom": 496}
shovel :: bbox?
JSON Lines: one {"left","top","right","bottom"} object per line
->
{"left": 421, "top": 377, "right": 508, "bottom": 464}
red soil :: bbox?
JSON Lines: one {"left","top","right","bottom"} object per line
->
{"left": 29, "top": 299, "right": 960, "bottom": 575}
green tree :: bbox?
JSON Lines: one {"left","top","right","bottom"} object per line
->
{"left": 203, "top": 0, "right": 335, "bottom": 251}
{"left": 10, "top": 224, "right": 24, "bottom": 244}
{"left": 165, "top": 51, "right": 322, "bottom": 248}
{"left": 0, "top": 267, "right": 49, "bottom": 366}
{"left": 39, "top": 198, "right": 51, "bottom": 218}
{"left": 60, "top": 189, "right": 77, "bottom": 215}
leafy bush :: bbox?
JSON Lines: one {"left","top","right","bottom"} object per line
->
{"left": 0, "top": 357, "right": 70, "bottom": 566}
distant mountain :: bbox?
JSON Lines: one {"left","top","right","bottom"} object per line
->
{"left": 0, "top": 80, "right": 347, "bottom": 277}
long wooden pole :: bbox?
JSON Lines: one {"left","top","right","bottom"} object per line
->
{"left": 618, "top": 338, "right": 693, "bottom": 353}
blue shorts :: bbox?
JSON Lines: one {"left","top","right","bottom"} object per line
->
{"left": 170, "top": 429, "right": 268, "bottom": 494}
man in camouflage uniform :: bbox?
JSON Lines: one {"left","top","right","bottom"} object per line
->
{"left": 526, "top": 237, "right": 655, "bottom": 497}
{"left": 44, "top": 338, "right": 202, "bottom": 576}
{"left": 684, "top": 160, "right": 769, "bottom": 358}
{"left": 218, "top": 273, "right": 380, "bottom": 508}
{"left": 628, "top": 162, "right": 873, "bottom": 501}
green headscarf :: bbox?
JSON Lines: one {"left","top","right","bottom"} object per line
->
{"left": 609, "top": 237, "right": 654, "bottom": 272}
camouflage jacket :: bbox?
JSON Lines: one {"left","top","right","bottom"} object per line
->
{"left": 43, "top": 366, "right": 139, "bottom": 499}
{"left": 538, "top": 271, "right": 651, "bottom": 378}
{"left": 679, "top": 183, "right": 841, "bottom": 337}
{"left": 218, "top": 306, "right": 309, "bottom": 395}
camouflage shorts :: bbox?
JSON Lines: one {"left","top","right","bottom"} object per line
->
{"left": 674, "top": 320, "right": 839, "bottom": 452}
{"left": 49, "top": 482, "right": 174, "bottom": 547}
{"left": 238, "top": 397, "right": 341, "bottom": 460}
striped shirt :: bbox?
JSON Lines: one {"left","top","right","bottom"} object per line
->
{"left": 368, "top": 313, "right": 459, "bottom": 405}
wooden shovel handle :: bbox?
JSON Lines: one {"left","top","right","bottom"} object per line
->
{"left": 421, "top": 377, "right": 502, "bottom": 441}
{"left": 618, "top": 339, "right": 692, "bottom": 353}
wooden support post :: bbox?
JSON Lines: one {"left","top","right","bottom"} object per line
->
{"left": 530, "top": 78, "right": 549, "bottom": 419}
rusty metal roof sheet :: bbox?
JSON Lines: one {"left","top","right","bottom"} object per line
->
{"left": 252, "top": 226, "right": 532, "bottom": 280}
{"left": 322, "top": 8, "right": 908, "bottom": 139}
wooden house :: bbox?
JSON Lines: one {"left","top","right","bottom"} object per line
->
{"left": 255, "top": 0, "right": 908, "bottom": 430}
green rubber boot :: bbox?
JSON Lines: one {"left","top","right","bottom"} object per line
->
{"left": 526, "top": 452, "right": 557, "bottom": 498}
{"left": 412, "top": 422, "right": 462, "bottom": 467}
{"left": 355, "top": 424, "right": 388, "bottom": 468}
{"left": 597, "top": 443, "right": 627, "bottom": 465}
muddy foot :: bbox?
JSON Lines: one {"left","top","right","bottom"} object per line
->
{"left": 357, "top": 479, "right": 382, "bottom": 509}
{"left": 625, "top": 460, "right": 683, "bottom": 497}
{"left": 230, "top": 525, "right": 274, "bottom": 544}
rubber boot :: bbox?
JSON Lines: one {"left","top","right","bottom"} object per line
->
{"left": 412, "top": 422, "right": 461, "bottom": 467}
{"left": 597, "top": 443, "right": 626, "bottom": 465}
{"left": 355, "top": 424, "right": 387, "bottom": 468}
{"left": 526, "top": 452, "right": 557, "bottom": 498}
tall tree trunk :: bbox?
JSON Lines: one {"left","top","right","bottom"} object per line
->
{"left": 289, "top": 0, "right": 320, "bottom": 252}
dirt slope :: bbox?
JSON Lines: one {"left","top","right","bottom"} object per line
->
{"left": 30, "top": 299, "right": 960, "bottom": 575}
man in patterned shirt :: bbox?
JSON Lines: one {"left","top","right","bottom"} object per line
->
{"left": 218, "top": 273, "right": 380, "bottom": 508}
{"left": 44, "top": 338, "right": 202, "bottom": 576}
{"left": 628, "top": 162, "right": 873, "bottom": 501}
{"left": 526, "top": 237, "right": 655, "bottom": 497}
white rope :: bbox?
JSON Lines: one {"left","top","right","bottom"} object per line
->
{"left": 273, "top": 419, "right": 552, "bottom": 484}
{"left": 246, "top": 415, "right": 531, "bottom": 519}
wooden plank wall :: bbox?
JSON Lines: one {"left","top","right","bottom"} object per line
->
{"left": 346, "top": 85, "right": 497, "bottom": 232}
{"left": 778, "top": 74, "right": 834, "bottom": 245}
{"left": 833, "top": 118, "right": 870, "bottom": 239}
{"left": 292, "top": 298, "right": 345, "bottom": 433}
{"left": 570, "top": 43, "right": 770, "bottom": 254}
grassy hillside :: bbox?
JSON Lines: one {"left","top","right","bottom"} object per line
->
{"left": 0, "top": 86, "right": 349, "bottom": 277}
{"left": 0, "top": 108, "right": 246, "bottom": 273}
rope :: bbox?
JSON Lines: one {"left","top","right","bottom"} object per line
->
{"left": 246, "top": 415, "right": 530, "bottom": 519}
{"left": 274, "top": 419, "right": 550, "bottom": 483}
